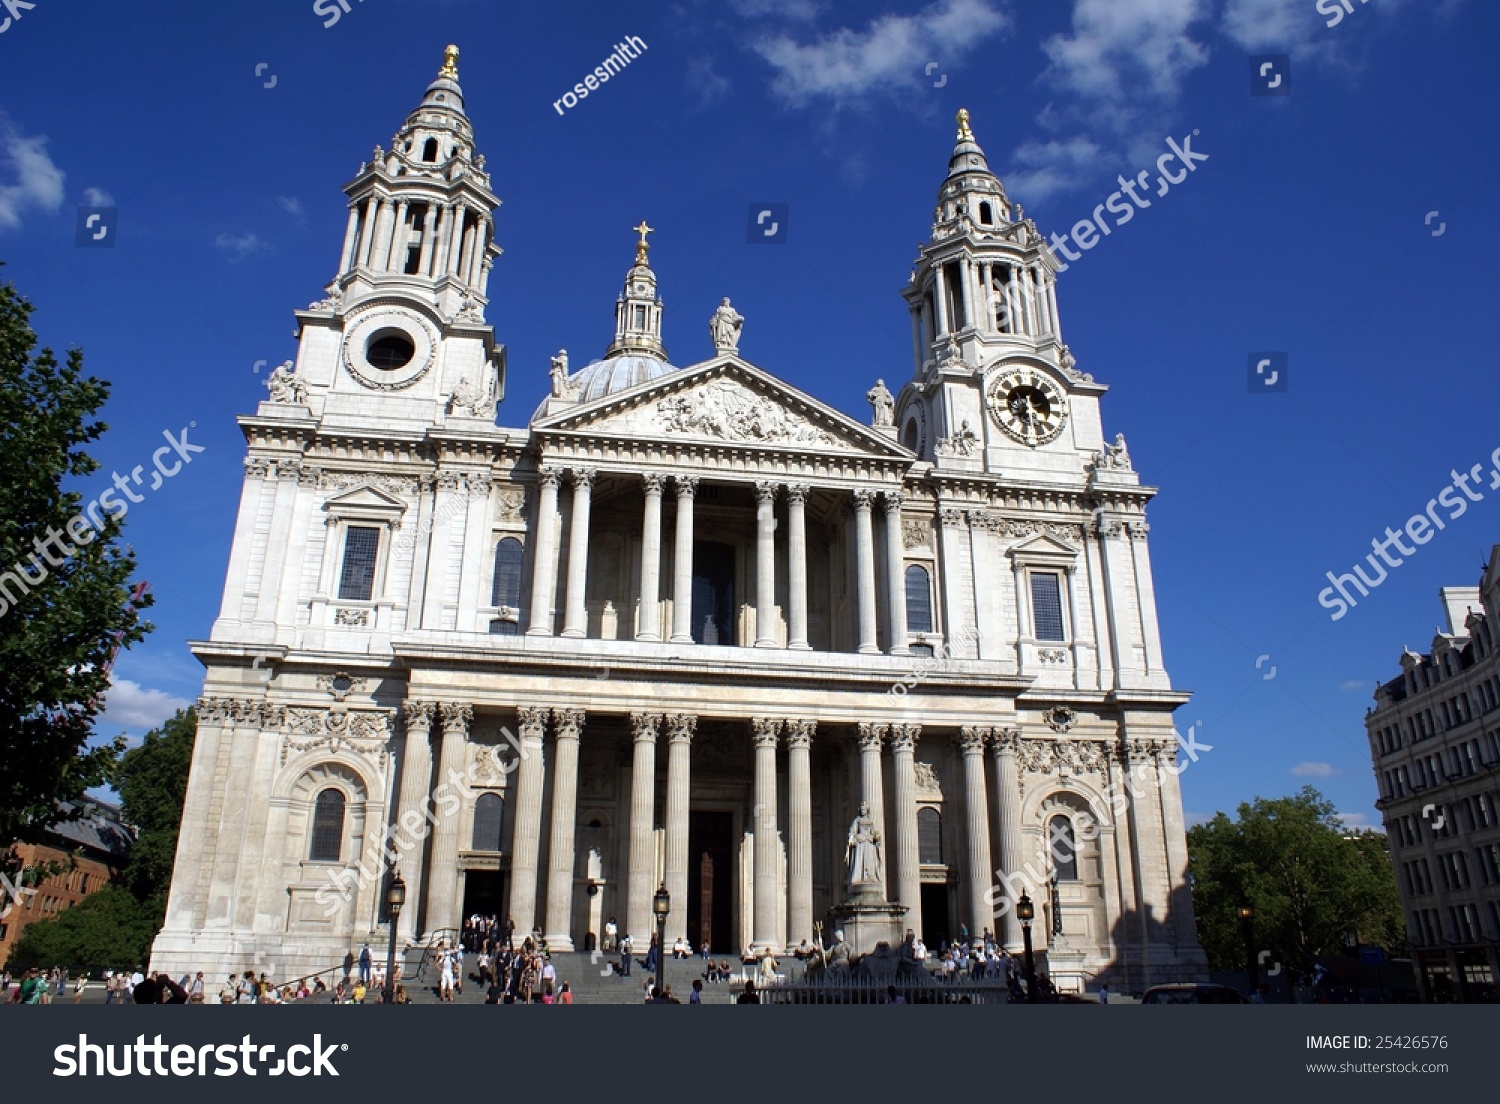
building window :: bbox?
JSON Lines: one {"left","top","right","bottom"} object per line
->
{"left": 338, "top": 526, "right": 381, "bottom": 601}
{"left": 309, "top": 788, "right": 346, "bottom": 862}
{"left": 978, "top": 201, "right": 993, "bottom": 225}
{"left": 491, "top": 537, "right": 524, "bottom": 608}
{"left": 1049, "top": 815, "right": 1078, "bottom": 881}
{"left": 471, "top": 792, "right": 504, "bottom": 852}
{"left": 918, "top": 807, "right": 942, "bottom": 864}
{"left": 1030, "top": 572, "right": 1066, "bottom": 641}
{"left": 905, "top": 565, "right": 933, "bottom": 634}
{"left": 422, "top": 137, "right": 438, "bottom": 162}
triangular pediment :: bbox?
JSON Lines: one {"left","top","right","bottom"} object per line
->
{"left": 1007, "top": 532, "right": 1080, "bottom": 559}
{"left": 533, "top": 357, "right": 912, "bottom": 459}
{"left": 323, "top": 485, "right": 406, "bottom": 512}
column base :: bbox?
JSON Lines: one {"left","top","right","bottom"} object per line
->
{"left": 788, "top": 640, "right": 812, "bottom": 650}
{"left": 888, "top": 646, "right": 910, "bottom": 656}
{"left": 560, "top": 627, "right": 585, "bottom": 639}
{"left": 754, "top": 639, "right": 777, "bottom": 648}
{"left": 635, "top": 632, "right": 660, "bottom": 642}
{"left": 543, "top": 934, "right": 575, "bottom": 953}
{"left": 857, "top": 645, "right": 881, "bottom": 655}
{"left": 670, "top": 633, "right": 693, "bottom": 644}
{"left": 526, "top": 627, "right": 553, "bottom": 637}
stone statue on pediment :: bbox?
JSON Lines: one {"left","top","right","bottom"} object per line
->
{"left": 266, "top": 361, "right": 306, "bottom": 404}
{"left": 866, "top": 379, "right": 895, "bottom": 427}
{"left": 709, "top": 298, "right": 743, "bottom": 355}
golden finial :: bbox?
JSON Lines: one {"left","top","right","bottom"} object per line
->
{"left": 956, "top": 107, "right": 974, "bottom": 143}
{"left": 439, "top": 45, "right": 460, "bottom": 81}
{"left": 632, "top": 220, "right": 655, "bottom": 264}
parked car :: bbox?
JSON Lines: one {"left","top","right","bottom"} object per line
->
{"left": 1140, "top": 983, "right": 1247, "bottom": 1004}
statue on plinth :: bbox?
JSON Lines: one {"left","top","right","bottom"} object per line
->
{"left": 845, "top": 801, "right": 884, "bottom": 891}
{"left": 709, "top": 297, "right": 743, "bottom": 355}
{"left": 866, "top": 379, "right": 895, "bottom": 427}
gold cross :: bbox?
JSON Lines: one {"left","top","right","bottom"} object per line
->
{"left": 632, "top": 221, "right": 655, "bottom": 263}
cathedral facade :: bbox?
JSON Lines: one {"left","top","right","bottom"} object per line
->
{"left": 152, "top": 48, "right": 1206, "bottom": 991}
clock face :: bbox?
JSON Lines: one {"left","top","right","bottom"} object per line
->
{"left": 987, "top": 369, "right": 1067, "bottom": 446}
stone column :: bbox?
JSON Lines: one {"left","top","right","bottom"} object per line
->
{"left": 542, "top": 708, "right": 585, "bottom": 951}
{"left": 854, "top": 723, "right": 888, "bottom": 880}
{"left": 526, "top": 467, "right": 562, "bottom": 636}
{"left": 853, "top": 490, "right": 880, "bottom": 655}
{"left": 388, "top": 199, "right": 410, "bottom": 273}
{"left": 957, "top": 726, "right": 994, "bottom": 947}
{"left": 393, "top": 702, "right": 436, "bottom": 940}
{"left": 338, "top": 204, "right": 361, "bottom": 272}
{"left": 751, "top": 718, "right": 782, "bottom": 951}
{"left": 989, "top": 728, "right": 1025, "bottom": 950}
{"left": 1155, "top": 737, "right": 1199, "bottom": 947}
{"left": 507, "top": 707, "right": 549, "bottom": 937}
{"left": 784, "top": 720, "right": 816, "bottom": 947}
{"left": 625, "top": 712, "right": 662, "bottom": 946}
{"left": 786, "top": 484, "right": 810, "bottom": 650}
{"left": 434, "top": 203, "right": 456, "bottom": 276}
{"left": 882, "top": 490, "right": 909, "bottom": 654}
{"left": 888, "top": 723, "right": 923, "bottom": 936}
{"left": 561, "top": 467, "right": 596, "bottom": 639}
{"left": 357, "top": 197, "right": 382, "bottom": 268}
{"left": 669, "top": 477, "right": 698, "bottom": 643}
{"left": 637, "top": 474, "right": 665, "bottom": 640}
{"left": 424, "top": 702, "right": 471, "bottom": 936}
{"left": 663, "top": 714, "right": 696, "bottom": 945}
{"left": 417, "top": 203, "right": 438, "bottom": 275}
{"left": 754, "top": 481, "right": 778, "bottom": 647}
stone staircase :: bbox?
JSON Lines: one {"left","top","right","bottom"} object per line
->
{"left": 401, "top": 948, "right": 753, "bottom": 1006}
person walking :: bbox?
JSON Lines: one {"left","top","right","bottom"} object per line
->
{"left": 358, "top": 943, "right": 372, "bottom": 986}
{"left": 604, "top": 915, "right": 618, "bottom": 952}
{"left": 618, "top": 935, "right": 632, "bottom": 977}
{"left": 690, "top": 979, "right": 704, "bottom": 1005}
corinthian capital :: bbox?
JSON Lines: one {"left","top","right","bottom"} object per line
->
{"left": 956, "top": 725, "right": 992, "bottom": 755}
{"left": 517, "top": 706, "right": 549, "bottom": 736}
{"left": 551, "top": 708, "right": 585, "bottom": 740}
{"left": 402, "top": 701, "right": 437, "bottom": 731}
{"left": 784, "top": 719, "right": 817, "bottom": 750}
{"left": 666, "top": 713, "right": 698, "bottom": 743}
{"left": 630, "top": 712, "right": 663, "bottom": 742}
{"left": 855, "top": 722, "right": 888, "bottom": 752}
{"left": 439, "top": 702, "right": 473, "bottom": 735}
{"left": 887, "top": 723, "right": 921, "bottom": 754}
{"left": 750, "top": 717, "right": 782, "bottom": 748}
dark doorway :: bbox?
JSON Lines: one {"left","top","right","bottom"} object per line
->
{"left": 691, "top": 541, "right": 736, "bottom": 645}
{"left": 920, "top": 883, "right": 951, "bottom": 948}
{"left": 687, "top": 811, "right": 734, "bottom": 952}
{"left": 462, "top": 870, "right": 505, "bottom": 922}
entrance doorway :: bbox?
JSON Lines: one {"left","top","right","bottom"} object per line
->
{"left": 687, "top": 811, "right": 734, "bottom": 952}
{"left": 691, "top": 541, "right": 735, "bottom": 645}
{"left": 920, "top": 883, "right": 951, "bottom": 948}
{"left": 461, "top": 871, "right": 506, "bottom": 924}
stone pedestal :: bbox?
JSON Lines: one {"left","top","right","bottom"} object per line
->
{"left": 828, "top": 900, "right": 908, "bottom": 956}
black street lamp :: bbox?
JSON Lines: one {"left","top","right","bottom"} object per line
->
{"left": 1239, "top": 902, "right": 1257, "bottom": 996}
{"left": 652, "top": 884, "right": 671, "bottom": 996}
{"left": 1017, "top": 892, "right": 1037, "bottom": 1003}
{"left": 383, "top": 869, "right": 406, "bottom": 1005}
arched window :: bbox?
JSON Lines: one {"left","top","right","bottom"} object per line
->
{"left": 492, "top": 537, "right": 524, "bottom": 608}
{"left": 471, "top": 793, "right": 504, "bottom": 852}
{"left": 918, "top": 807, "right": 942, "bottom": 864}
{"left": 309, "top": 789, "right": 346, "bottom": 862}
{"left": 902, "top": 418, "right": 919, "bottom": 453}
{"left": 422, "top": 137, "right": 438, "bottom": 162}
{"left": 905, "top": 565, "right": 933, "bottom": 634}
{"left": 978, "top": 201, "right": 993, "bottom": 224}
{"left": 1048, "top": 815, "right": 1077, "bottom": 881}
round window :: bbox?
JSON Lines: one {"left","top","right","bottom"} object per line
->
{"left": 366, "top": 331, "right": 415, "bottom": 371}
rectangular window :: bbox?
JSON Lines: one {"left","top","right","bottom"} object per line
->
{"left": 338, "top": 525, "right": 380, "bottom": 601}
{"left": 1030, "top": 572, "right": 1065, "bottom": 642}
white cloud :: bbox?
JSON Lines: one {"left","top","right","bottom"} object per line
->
{"left": 1220, "top": 0, "right": 1329, "bottom": 54}
{"left": 100, "top": 677, "right": 191, "bottom": 731}
{"left": 214, "top": 231, "right": 270, "bottom": 258}
{"left": 0, "top": 114, "right": 65, "bottom": 231}
{"left": 1041, "top": 0, "right": 1211, "bottom": 108}
{"left": 1338, "top": 679, "right": 1368, "bottom": 692}
{"left": 753, "top": 0, "right": 1012, "bottom": 107}
{"left": 686, "top": 56, "right": 732, "bottom": 104}
{"left": 733, "top": 0, "right": 825, "bottom": 21}
{"left": 275, "top": 195, "right": 305, "bottom": 219}
{"left": 1184, "top": 810, "right": 1212, "bottom": 828}
{"left": 1339, "top": 811, "right": 1380, "bottom": 830}
{"left": 1005, "top": 134, "right": 1106, "bottom": 203}
{"left": 82, "top": 186, "right": 115, "bottom": 207}
{"left": 1291, "top": 761, "right": 1339, "bottom": 777}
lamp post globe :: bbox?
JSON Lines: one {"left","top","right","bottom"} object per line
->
{"left": 383, "top": 870, "right": 406, "bottom": 1005}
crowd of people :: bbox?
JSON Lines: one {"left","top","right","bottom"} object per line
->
{"left": 2, "top": 967, "right": 86, "bottom": 1003}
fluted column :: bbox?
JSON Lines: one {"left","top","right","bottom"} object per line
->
{"left": 754, "top": 481, "right": 778, "bottom": 647}
{"left": 785, "top": 484, "right": 810, "bottom": 649}
{"left": 395, "top": 701, "right": 436, "bottom": 941}
{"left": 416, "top": 202, "right": 438, "bottom": 275}
{"left": 338, "top": 204, "right": 361, "bottom": 272}
{"left": 751, "top": 718, "right": 782, "bottom": 951}
{"left": 637, "top": 474, "right": 665, "bottom": 640}
{"left": 785, "top": 720, "right": 816, "bottom": 946}
{"left": 988, "top": 728, "right": 1025, "bottom": 950}
{"left": 663, "top": 714, "right": 696, "bottom": 945}
{"left": 357, "top": 197, "right": 383, "bottom": 268}
{"left": 561, "top": 468, "right": 596, "bottom": 638}
{"left": 542, "top": 708, "right": 585, "bottom": 951}
{"left": 507, "top": 707, "right": 549, "bottom": 936}
{"left": 957, "top": 726, "right": 994, "bottom": 947}
{"left": 854, "top": 723, "right": 888, "bottom": 890}
{"left": 1155, "top": 737, "right": 1199, "bottom": 947}
{"left": 526, "top": 467, "right": 563, "bottom": 635}
{"left": 882, "top": 490, "right": 909, "bottom": 654}
{"left": 888, "top": 723, "right": 922, "bottom": 936}
{"left": 435, "top": 203, "right": 457, "bottom": 276}
{"left": 670, "top": 476, "right": 698, "bottom": 643}
{"left": 853, "top": 490, "right": 879, "bottom": 654}
{"left": 424, "top": 702, "right": 471, "bottom": 935}
{"left": 626, "top": 712, "right": 662, "bottom": 945}
{"left": 387, "top": 199, "right": 410, "bottom": 273}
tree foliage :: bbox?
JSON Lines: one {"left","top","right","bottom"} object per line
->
{"left": 3, "top": 887, "right": 159, "bottom": 973}
{"left": 0, "top": 270, "right": 153, "bottom": 842}
{"left": 1187, "top": 786, "right": 1405, "bottom": 975}
{"left": 116, "top": 707, "right": 196, "bottom": 910}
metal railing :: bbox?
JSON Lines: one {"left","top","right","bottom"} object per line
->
{"left": 755, "top": 975, "right": 1016, "bottom": 1005}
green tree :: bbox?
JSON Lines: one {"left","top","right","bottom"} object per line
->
{"left": 115, "top": 707, "right": 196, "bottom": 912}
{"left": 0, "top": 270, "right": 153, "bottom": 843}
{"left": 3, "top": 887, "right": 159, "bottom": 973}
{"left": 1187, "top": 786, "right": 1405, "bottom": 976}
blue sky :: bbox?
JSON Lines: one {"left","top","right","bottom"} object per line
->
{"left": 1, "top": 0, "right": 1497, "bottom": 828}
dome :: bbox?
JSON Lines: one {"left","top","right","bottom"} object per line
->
{"left": 532, "top": 353, "right": 677, "bottom": 421}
